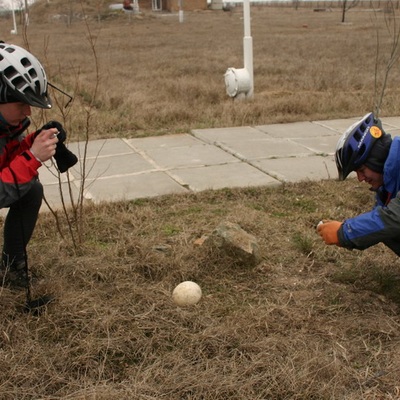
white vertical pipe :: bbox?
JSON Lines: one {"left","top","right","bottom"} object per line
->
{"left": 12, "top": 5, "right": 18, "bottom": 35}
{"left": 24, "top": 0, "right": 29, "bottom": 26}
{"left": 179, "top": 0, "right": 184, "bottom": 23}
{"left": 243, "top": 0, "right": 253, "bottom": 98}
{"left": 11, "top": 2, "right": 18, "bottom": 34}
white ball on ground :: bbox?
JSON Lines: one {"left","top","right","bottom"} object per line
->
{"left": 172, "top": 281, "right": 202, "bottom": 306}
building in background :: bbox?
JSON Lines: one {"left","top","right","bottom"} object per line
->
{"left": 140, "top": 0, "right": 208, "bottom": 11}
{"left": 165, "top": 0, "right": 207, "bottom": 11}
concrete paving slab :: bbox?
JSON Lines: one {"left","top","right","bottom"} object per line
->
{"left": 386, "top": 128, "right": 400, "bottom": 137}
{"left": 217, "top": 138, "right": 314, "bottom": 160}
{"left": 168, "top": 162, "right": 280, "bottom": 191}
{"left": 67, "top": 138, "right": 135, "bottom": 159}
{"left": 126, "top": 134, "right": 204, "bottom": 150}
{"left": 39, "top": 163, "right": 71, "bottom": 185}
{"left": 192, "top": 127, "right": 316, "bottom": 160}
{"left": 69, "top": 153, "right": 157, "bottom": 181}
{"left": 314, "top": 116, "right": 400, "bottom": 135}
{"left": 191, "top": 126, "right": 269, "bottom": 143}
{"left": 291, "top": 135, "right": 342, "bottom": 155}
{"left": 256, "top": 121, "right": 342, "bottom": 138}
{"left": 312, "top": 117, "right": 361, "bottom": 133}
{"left": 381, "top": 117, "right": 400, "bottom": 129}
{"left": 139, "top": 143, "right": 240, "bottom": 169}
{"left": 80, "top": 171, "right": 188, "bottom": 203}
{"left": 42, "top": 181, "right": 82, "bottom": 212}
{"left": 251, "top": 155, "right": 338, "bottom": 182}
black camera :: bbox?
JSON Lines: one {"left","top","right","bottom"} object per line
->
{"left": 36, "top": 121, "right": 78, "bottom": 173}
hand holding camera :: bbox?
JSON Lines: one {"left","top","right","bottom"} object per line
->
{"left": 31, "top": 128, "right": 59, "bottom": 162}
{"left": 35, "top": 121, "right": 78, "bottom": 172}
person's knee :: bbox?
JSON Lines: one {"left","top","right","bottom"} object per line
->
{"left": 30, "top": 181, "right": 44, "bottom": 209}
{"left": 32, "top": 180, "right": 44, "bottom": 199}
{"left": 13, "top": 181, "right": 43, "bottom": 211}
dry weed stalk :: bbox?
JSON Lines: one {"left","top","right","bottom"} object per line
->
{"left": 373, "top": 0, "right": 400, "bottom": 117}
{"left": 31, "top": 0, "right": 103, "bottom": 250}
{"left": 341, "top": 0, "right": 360, "bottom": 23}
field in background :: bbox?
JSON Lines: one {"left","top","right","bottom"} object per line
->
{"left": 0, "top": 4, "right": 399, "bottom": 399}
{"left": 2, "top": 5, "right": 400, "bottom": 139}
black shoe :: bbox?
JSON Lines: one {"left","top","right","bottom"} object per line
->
{"left": 0, "top": 262, "right": 29, "bottom": 290}
{"left": 24, "top": 294, "right": 56, "bottom": 315}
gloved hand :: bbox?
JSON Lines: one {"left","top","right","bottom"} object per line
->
{"left": 317, "top": 220, "right": 342, "bottom": 245}
{"left": 36, "top": 121, "right": 78, "bottom": 173}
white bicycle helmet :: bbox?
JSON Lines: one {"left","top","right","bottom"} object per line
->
{"left": 0, "top": 42, "right": 51, "bottom": 109}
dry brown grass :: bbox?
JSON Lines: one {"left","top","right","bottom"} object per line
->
{"left": 3, "top": 4, "right": 400, "bottom": 138}
{"left": 0, "top": 3, "right": 400, "bottom": 399}
{"left": 0, "top": 180, "right": 399, "bottom": 399}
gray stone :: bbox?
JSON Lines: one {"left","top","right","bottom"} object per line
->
{"left": 206, "top": 221, "right": 261, "bottom": 267}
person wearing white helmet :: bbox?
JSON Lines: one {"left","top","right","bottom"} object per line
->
{"left": 0, "top": 42, "right": 63, "bottom": 289}
{"left": 317, "top": 112, "right": 400, "bottom": 255}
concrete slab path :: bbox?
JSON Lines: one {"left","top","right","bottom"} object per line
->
{"left": 37, "top": 115, "right": 400, "bottom": 212}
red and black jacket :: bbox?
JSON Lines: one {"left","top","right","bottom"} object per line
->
{"left": 0, "top": 118, "right": 41, "bottom": 208}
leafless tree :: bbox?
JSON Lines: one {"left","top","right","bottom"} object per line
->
{"left": 373, "top": 1, "right": 400, "bottom": 117}
{"left": 341, "top": 0, "right": 360, "bottom": 23}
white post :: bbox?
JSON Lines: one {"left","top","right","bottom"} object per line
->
{"left": 24, "top": 0, "right": 29, "bottom": 26}
{"left": 223, "top": 0, "right": 254, "bottom": 99}
{"left": 243, "top": 0, "right": 253, "bottom": 98}
{"left": 179, "top": 0, "right": 184, "bottom": 23}
{"left": 11, "top": 0, "right": 18, "bottom": 34}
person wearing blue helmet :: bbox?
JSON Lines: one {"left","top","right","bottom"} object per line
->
{"left": 317, "top": 111, "right": 400, "bottom": 255}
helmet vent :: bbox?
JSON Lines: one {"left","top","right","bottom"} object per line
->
{"left": 11, "top": 75, "right": 26, "bottom": 90}
{"left": 34, "top": 81, "right": 41, "bottom": 94}
{"left": 28, "top": 67, "right": 38, "bottom": 80}
{"left": 360, "top": 122, "right": 368, "bottom": 133}
{"left": 21, "top": 57, "right": 32, "bottom": 69}
{"left": 3, "top": 65, "right": 17, "bottom": 80}
{"left": 354, "top": 131, "right": 362, "bottom": 141}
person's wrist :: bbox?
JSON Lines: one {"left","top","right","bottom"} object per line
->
{"left": 29, "top": 148, "right": 43, "bottom": 163}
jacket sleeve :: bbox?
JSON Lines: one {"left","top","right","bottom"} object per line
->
{"left": 338, "top": 192, "right": 400, "bottom": 250}
{"left": 21, "top": 131, "right": 36, "bottom": 150}
{"left": 0, "top": 135, "right": 42, "bottom": 208}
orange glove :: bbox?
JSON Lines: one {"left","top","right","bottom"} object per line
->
{"left": 317, "top": 220, "right": 342, "bottom": 245}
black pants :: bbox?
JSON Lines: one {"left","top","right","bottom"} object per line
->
{"left": 383, "top": 238, "right": 400, "bottom": 256}
{"left": 2, "top": 180, "right": 43, "bottom": 268}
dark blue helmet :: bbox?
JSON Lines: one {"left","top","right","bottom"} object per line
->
{"left": 335, "top": 112, "right": 384, "bottom": 180}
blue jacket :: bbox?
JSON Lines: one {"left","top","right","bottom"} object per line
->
{"left": 338, "top": 135, "right": 400, "bottom": 254}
